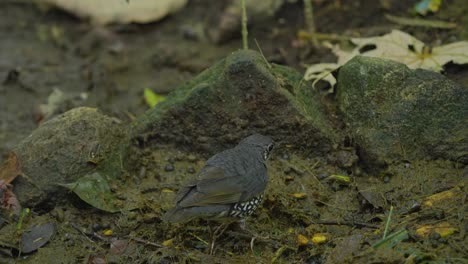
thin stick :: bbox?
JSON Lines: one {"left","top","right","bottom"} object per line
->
{"left": 383, "top": 205, "right": 394, "bottom": 238}
{"left": 241, "top": 0, "right": 248, "bottom": 49}
{"left": 303, "top": 0, "right": 318, "bottom": 46}
{"left": 385, "top": 14, "right": 457, "bottom": 29}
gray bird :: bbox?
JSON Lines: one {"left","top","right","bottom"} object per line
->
{"left": 163, "top": 134, "right": 274, "bottom": 223}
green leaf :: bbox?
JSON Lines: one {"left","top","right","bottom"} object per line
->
{"left": 372, "top": 229, "right": 409, "bottom": 249}
{"left": 61, "top": 172, "right": 119, "bottom": 213}
{"left": 144, "top": 88, "right": 166, "bottom": 108}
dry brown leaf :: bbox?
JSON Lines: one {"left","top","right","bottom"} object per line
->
{"left": 0, "top": 152, "right": 21, "bottom": 184}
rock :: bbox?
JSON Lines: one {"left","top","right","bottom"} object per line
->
{"left": 13, "top": 107, "right": 128, "bottom": 208}
{"left": 337, "top": 56, "right": 468, "bottom": 167}
{"left": 132, "top": 50, "right": 339, "bottom": 156}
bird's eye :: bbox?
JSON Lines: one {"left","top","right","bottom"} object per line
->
{"left": 267, "top": 144, "right": 274, "bottom": 152}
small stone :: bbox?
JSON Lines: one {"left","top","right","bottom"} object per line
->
{"left": 318, "top": 172, "right": 329, "bottom": 180}
{"left": 383, "top": 176, "right": 390, "bottom": 183}
{"left": 92, "top": 223, "right": 102, "bottom": 232}
{"left": 187, "top": 167, "right": 196, "bottom": 174}
{"left": 164, "top": 163, "right": 175, "bottom": 172}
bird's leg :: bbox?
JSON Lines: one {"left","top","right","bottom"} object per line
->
{"left": 209, "top": 221, "right": 234, "bottom": 255}
{"left": 234, "top": 218, "right": 269, "bottom": 252}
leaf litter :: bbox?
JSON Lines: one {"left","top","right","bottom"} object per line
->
{"left": 304, "top": 30, "right": 468, "bottom": 88}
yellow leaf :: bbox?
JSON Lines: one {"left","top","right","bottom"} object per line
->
{"left": 329, "top": 174, "right": 351, "bottom": 184}
{"left": 292, "top": 193, "right": 307, "bottom": 199}
{"left": 311, "top": 233, "right": 328, "bottom": 245}
{"left": 162, "top": 188, "right": 174, "bottom": 193}
{"left": 296, "top": 234, "right": 309, "bottom": 246}
{"left": 423, "top": 187, "right": 459, "bottom": 207}
{"left": 415, "top": 222, "right": 457, "bottom": 238}
{"left": 144, "top": 88, "right": 166, "bottom": 108}
{"left": 103, "top": 229, "right": 113, "bottom": 236}
{"left": 163, "top": 238, "right": 174, "bottom": 247}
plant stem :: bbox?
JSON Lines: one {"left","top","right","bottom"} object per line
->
{"left": 383, "top": 205, "right": 394, "bottom": 239}
{"left": 303, "top": 0, "right": 318, "bottom": 46}
{"left": 241, "top": 0, "right": 248, "bottom": 49}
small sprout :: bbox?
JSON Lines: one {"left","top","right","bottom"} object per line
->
{"left": 163, "top": 238, "right": 174, "bottom": 247}
{"left": 144, "top": 88, "right": 166, "bottom": 108}
{"left": 311, "top": 233, "right": 328, "bottom": 245}
{"left": 292, "top": 193, "right": 307, "bottom": 199}
{"left": 296, "top": 234, "right": 309, "bottom": 246}
{"left": 328, "top": 174, "right": 351, "bottom": 184}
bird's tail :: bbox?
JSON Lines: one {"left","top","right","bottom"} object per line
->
{"left": 162, "top": 205, "right": 231, "bottom": 223}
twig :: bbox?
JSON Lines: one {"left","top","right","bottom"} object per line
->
{"left": 127, "top": 236, "right": 163, "bottom": 248}
{"left": 298, "top": 30, "right": 351, "bottom": 41}
{"left": 385, "top": 14, "right": 457, "bottom": 29}
{"left": 225, "top": 231, "right": 281, "bottom": 247}
{"left": 315, "top": 219, "right": 379, "bottom": 229}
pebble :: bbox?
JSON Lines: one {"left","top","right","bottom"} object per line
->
{"left": 164, "top": 163, "right": 175, "bottom": 172}
{"left": 187, "top": 167, "right": 196, "bottom": 174}
{"left": 317, "top": 172, "right": 329, "bottom": 180}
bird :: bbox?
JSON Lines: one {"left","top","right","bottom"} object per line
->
{"left": 163, "top": 134, "right": 273, "bottom": 223}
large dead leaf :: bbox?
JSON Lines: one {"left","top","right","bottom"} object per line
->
{"left": 304, "top": 30, "right": 468, "bottom": 87}
{"left": 347, "top": 30, "right": 468, "bottom": 72}
{"left": 61, "top": 172, "right": 119, "bottom": 213}
{"left": 41, "top": 0, "right": 187, "bottom": 25}
{"left": 21, "top": 222, "right": 55, "bottom": 253}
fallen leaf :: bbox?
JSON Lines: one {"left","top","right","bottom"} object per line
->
{"left": 0, "top": 152, "right": 21, "bottom": 184}
{"left": 144, "top": 88, "right": 166, "bottom": 108}
{"left": 328, "top": 175, "right": 351, "bottom": 184}
{"left": 291, "top": 192, "right": 307, "bottom": 199}
{"left": 60, "top": 172, "right": 119, "bottom": 213}
{"left": 304, "top": 30, "right": 468, "bottom": 87}
{"left": 41, "top": 0, "right": 188, "bottom": 25}
{"left": 348, "top": 30, "right": 468, "bottom": 72}
{"left": 0, "top": 181, "right": 22, "bottom": 214}
{"left": 311, "top": 233, "right": 328, "bottom": 245}
{"left": 21, "top": 222, "right": 55, "bottom": 253}
{"left": 103, "top": 229, "right": 113, "bottom": 236}
{"left": 422, "top": 186, "right": 460, "bottom": 207}
{"left": 296, "top": 234, "right": 309, "bottom": 246}
{"left": 415, "top": 222, "right": 457, "bottom": 238}
{"left": 303, "top": 63, "right": 338, "bottom": 91}
{"left": 163, "top": 238, "right": 174, "bottom": 247}
{"left": 109, "top": 239, "right": 128, "bottom": 255}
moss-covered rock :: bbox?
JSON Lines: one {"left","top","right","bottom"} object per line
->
{"left": 337, "top": 56, "right": 468, "bottom": 166}
{"left": 13, "top": 107, "right": 128, "bottom": 208}
{"left": 132, "top": 50, "right": 339, "bottom": 155}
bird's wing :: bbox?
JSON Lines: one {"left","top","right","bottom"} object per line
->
{"left": 176, "top": 165, "right": 248, "bottom": 207}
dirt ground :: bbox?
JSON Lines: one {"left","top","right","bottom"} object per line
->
{"left": 0, "top": 0, "right": 467, "bottom": 263}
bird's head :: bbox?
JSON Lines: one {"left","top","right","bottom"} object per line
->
{"left": 239, "top": 134, "right": 274, "bottom": 161}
